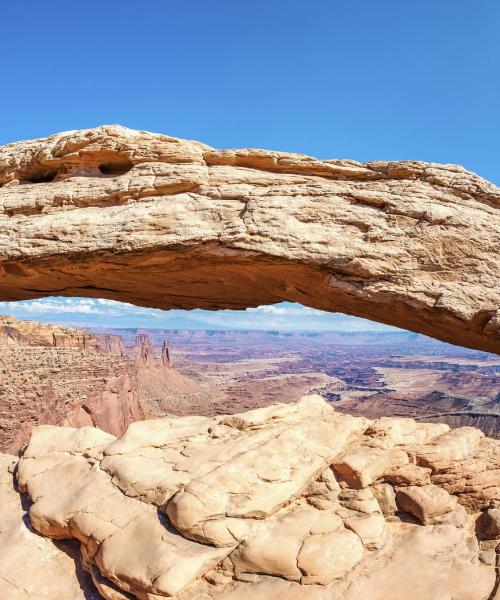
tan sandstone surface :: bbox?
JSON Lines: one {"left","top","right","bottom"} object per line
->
{"left": 0, "top": 395, "right": 497, "bottom": 599}
{"left": 0, "top": 453, "right": 99, "bottom": 599}
{"left": 0, "top": 126, "right": 499, "bottom": 353}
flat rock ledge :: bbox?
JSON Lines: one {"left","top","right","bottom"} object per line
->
{"left": 0, "top": 125, "right": 499, "bottom": 353}
{"left": 1, "top": 396, "right": 499, "bottom": 599}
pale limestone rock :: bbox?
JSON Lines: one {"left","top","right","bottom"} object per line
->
{"left": 396, "top": 484, "right": 458, "bottom": 525}
{"left": 366, "top": 417, "right": 449, "bottom": 447}
{"left": 371, "top": 482, "right": 398, "bottom": 516}
{"left": 96, "top": 511, "right": 230, "bottom": 598}
{"left": 297, "top": 528, "right": 364, "bottom": 585}
{"left": 304, "top": 466, "right": 341, "bottom": 509}
{"left": 230, "top": 506, "right": 344, "bottom": 582}
{"left": 410, "top": 434, "right": 500, "bottom": 511}
{"left": 166, "top": 398, "right": 367, "bottom": 546}
{"left": 175, "top": 577, "right": 335, "bottom": 599}
{"left": 341, "top": 524, "right": 495, "bottom": 600}
{"left": 333, "top": 445, "right": 409, "bottom": 488}
{"left": 0, "top": 452, "right": 96, "bottom": 600}
{"left": 343, "top": 513, "right": 388, "bottom": 549}
{"left": 337, "top": 486, "right": 382, "bottom": 515}
{"left": 0, "top": 126, "right": 499, "bottom": 354}
{"left": 89, "top": 565, "right": 134, "bottom": 600}
{"left": 7, "top": 396, "right": 500, "bottom": 599}
{"left": 102, "top": 396, "right": 363, "bottom": 517}
{"left": 478, "top": 542, "right": 498, "bottom": 567}
{"left": 17, "top": 426, "right": 232, "bottom": 598}
{"left": 408, "top": 426, "right": 484, "bottom": 466}
{"left": 384, "top": 463, "right": 432, "bottom": 487}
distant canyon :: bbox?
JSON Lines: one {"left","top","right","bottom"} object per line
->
{"left": 1, "top": 315, "right": 498, "bottom": 455}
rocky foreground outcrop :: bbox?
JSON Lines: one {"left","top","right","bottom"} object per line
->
{"left": 0, "top": 126, "right": 499, "bottom": 353}
{"left": 1, "top": 396, "right": 499, "bottom": 599}
{"left": 0, "top": 453, "right": 99, "bottom": 599}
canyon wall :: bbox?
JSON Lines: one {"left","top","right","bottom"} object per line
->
{"left": 0, "top": 317, "right": 143, "bottom": 452}
{"left": 0, "top": 316, "right": 210, "bottom": 452}
{"left": 0, "top": 314, "right": 125, "bottom": 353}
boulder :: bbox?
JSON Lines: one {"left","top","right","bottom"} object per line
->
{"left": 333, "top": 445, "right": 409, "bottom": 488}
{"left": 396, "top": 484, "right": 458, "bottom": 524}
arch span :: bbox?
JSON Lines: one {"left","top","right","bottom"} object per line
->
{"left": 0, "top": 126, "right": 498, "bottom": 354}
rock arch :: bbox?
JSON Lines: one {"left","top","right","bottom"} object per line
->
{"left": 0, "top": 125, "right": 498, "bottom": 353}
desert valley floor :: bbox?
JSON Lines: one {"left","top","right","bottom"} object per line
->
{"left": 95, "top": 327, "right": 500, "bottom": 438}
{"left": 1, "top": 317, "right": 499, "bottom": 454}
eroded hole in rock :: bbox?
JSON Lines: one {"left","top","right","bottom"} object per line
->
{"left": 22, "top": 171, "right": 58, "bottom": 184}
{"left": 98, "top": 159, "right": 134, "bottom": 176}
{"left": 1, "top": 296, "right": 499, "bottom": 600}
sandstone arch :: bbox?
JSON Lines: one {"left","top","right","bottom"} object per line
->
{"left": 0, "top": 125, "right": 498, "bottom": 353}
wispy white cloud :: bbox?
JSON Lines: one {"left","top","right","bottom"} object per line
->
{"left": 246, "top": 304, "right": 323, "bottom": 316}
{"left": 0, "top": 297, "right": 396, "bottom": 332}
{"left": 0, "top": 298, "right": 104, "bottom": 315}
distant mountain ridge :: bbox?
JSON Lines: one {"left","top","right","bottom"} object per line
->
{"left": 90, "top": 326, "right": 440, "bottom": 348}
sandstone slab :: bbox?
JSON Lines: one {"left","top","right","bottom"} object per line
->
{"left": 5, "top": 396, "right": 499, "bottom": 599}
{"left": 333, "top": 445, "right": 409, "bottom": 488}
{"left": 396, "top": 484, "right": 458, "bottom": 524}
{"left": 0, "top": 452, "right": 98, "bottom": 599}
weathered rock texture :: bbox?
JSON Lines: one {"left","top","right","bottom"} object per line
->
{"left": 0, "top": 126, "right": 498, "bottom": 353}
{"left": 0, "top": 314, "right": 125, "bottom": 353}
{"left": 0, "top": 453, "right": 99, "bottom": 599}
{"left": 3, "top": 396, "right": 498, "bottom": 599}
{"left": 0, "top": 316, "right": 143, "bottom": 451}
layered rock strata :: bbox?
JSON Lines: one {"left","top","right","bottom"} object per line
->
{"left": 0, "top": 126, "right": 499, "bottom": 353}
{"left": 2, "top": 396, "right": 498, "bottom": 599}
{"left": 0, "top": 317, "right": 143, "bottom": 451}
{"left": 0, "top": 314, "right": 125, "bottom": 353}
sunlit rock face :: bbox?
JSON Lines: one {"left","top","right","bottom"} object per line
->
{"left": 0, "top": 453, "right": 98, "bottom": 599}
{"left": 0, "top": 314, "right": 125, "bottom": 352}
{"left": 0, "top": 126, "right": 499, "bottom": 353}
{"left": 0, "top": 396, "right": 497, "bottom": 600}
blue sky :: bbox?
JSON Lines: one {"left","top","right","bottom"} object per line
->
{"left": 1, "top": 1, "right": 498, "bottom": 330}
{"left": 0, "top": 298, "right": 396, "bottom": 332}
